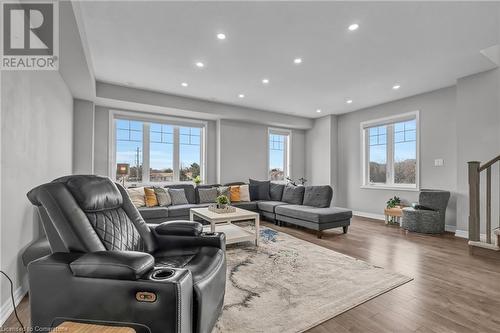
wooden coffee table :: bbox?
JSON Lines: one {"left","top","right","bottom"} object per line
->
{"left": 190, "top": 207, "right": 260, "bottom": 246}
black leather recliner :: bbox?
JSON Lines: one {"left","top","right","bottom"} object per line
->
{"left": 26, "top": 175, "right": 226, "bottom": 333}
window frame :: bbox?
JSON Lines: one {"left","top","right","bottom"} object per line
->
{"left": 360, "top": 111, "right": 420, "bottom": 191}
{"left": 267, "top": 127, "right": 292, "bottom": 182}
{"left": 109, "top": 110, "right": 207, "bottom": 185}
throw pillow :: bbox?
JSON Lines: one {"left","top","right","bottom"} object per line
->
{"left": 127, "top": 187, "right": 145, "bottom": 208}
{"left": 270, "top": 183, "right": 285, "bottom": 201}
{"left": 239, "top": 184, "right": 250, "bottom": 202}
{"left": 282, "top": 185, "right": 305, "bottom": 205}
{"left": 168, "top": 188, "right": 189, "bottom": 205}
{"left": 217, "top": 186, "right": 231, "bottom": 203}
{"left": 230, "top": 186, "right": 241, "bottom": 202}
{"left": 154, "top": 187, "right": 171, "bottom": 206}
{"left": 303, "top": 185, "right": 333, "bottom": 208}
{"left": 198, "top": 188, "right": 218, "bottom": 204}
{"left": 249, "top": 179, "right": 271, "bottom": 201}
{"left": 144, "top": 187, "right": 158, "bottom": 207}
{"left": 249, "top": 184, "right": 259, "bottom": 201}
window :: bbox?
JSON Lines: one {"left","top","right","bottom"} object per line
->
{"left": 268, "top": 129, "right": 291, "bottom": 181}
{"left": 361, "top": 112, "right": 419, "bottom": 189}
{"left": 112, "top": 112, "right": 205, "bottom": 185}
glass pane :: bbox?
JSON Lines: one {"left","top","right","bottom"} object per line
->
{"left": 394, "top": 131, "right": 405, "bottom": 143}
{"left": 394, "top": 122, "right": 405, "bottom": 132}
{"left": 394, "top": 142, "right": 416, "bottom": 184}
{"left": 150, "top": 131, "right": 162, "bottom": 143}
{"left": 150, "top": 123, "right": 161, "bottom": 132}
{"left": 269, "top": 133, "right": 287, "bottom": 181}
{"left": 179, "top": 127, "right": 201, "bottom": 181}
{"left": 406, "top": 130, "right": 416, "bottom": 141}
{"left": 405, "top": 119, "right": 416, "bottom": 130}
{"left": 150, "top": 143, "right": 174, "bottom": 182}
{"left": 369, "top": 144, "right": 386, "bottom": 183}
{"left": 115, "top": 121, "right": 143, "bottom": 183}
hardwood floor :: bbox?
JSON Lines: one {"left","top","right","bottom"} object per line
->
{"left": 3, "top": 216, "right": 500, "bottom": 332}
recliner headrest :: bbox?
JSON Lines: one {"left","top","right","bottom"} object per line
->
{"left": 53, "top": 175, "right": 123, "bottom": 211}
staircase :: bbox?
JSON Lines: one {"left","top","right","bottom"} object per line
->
{"left": 468, "top": 155, "right": 500, "bottom": 251}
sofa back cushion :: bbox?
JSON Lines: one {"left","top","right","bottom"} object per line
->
{"left": 198, "top": 187, "right": 218, "bottom": 204}
{"left": 270, "top": 183, "right": 285, "bottom": 201}
{"left": 303, "top": 185, "right": 333, "bottom": 208}
{"left": 168, "top": 188, "right": 189, "bottom": 206}
{"left": 249, "top": 179, "right": 271, "bottom": 201}
{"left": 164, "top": 184, "right": 196, "bottom": 204}
{"left": 282, "top": 185, "right": 305, "bottom": 204}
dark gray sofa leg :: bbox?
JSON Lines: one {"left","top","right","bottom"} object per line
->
{"left": 343, "top": 226, "right": 348, "bottom": 234}
{"left": 317, "top": 230, "right": 323, "bottom": 239}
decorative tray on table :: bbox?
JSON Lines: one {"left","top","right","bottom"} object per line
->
{"left": 208, "top": 204, "right": 236, "bottom": 214}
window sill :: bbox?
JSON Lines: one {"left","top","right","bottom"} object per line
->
{"left": 360, "top": 185, "right": 419, "bottom": 192}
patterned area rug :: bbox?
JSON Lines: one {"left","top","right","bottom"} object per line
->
{"left": 213, "top": 226, "right": 412, "bottom": 333}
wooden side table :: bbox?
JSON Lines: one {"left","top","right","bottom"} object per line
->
{"left": 384, "top": 206, "right": 404, "bottom": 225}
{"left": 55, "top": 321, "right": 136, "bottom": 333}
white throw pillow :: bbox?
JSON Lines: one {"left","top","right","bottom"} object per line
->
{"left": 127, "top": 187, "right": 145, "bottom": 208}
{"left": 239, "top": 184, "right": 250, "bottom": 202}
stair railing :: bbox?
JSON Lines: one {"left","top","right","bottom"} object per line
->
{"left": 468, "top": 154, "right": 500, "bottom": 250}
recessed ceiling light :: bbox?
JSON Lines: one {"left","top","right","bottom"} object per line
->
{"left": 238, "top": 94, "right": 245, "bottom": 98}
{"left": 316, "top": 109, "right": 322, "bottom": 113}
{"left": 262, "top": 78, "right": 269, "bottom": 84}
{"left": 392, "top": 84, "right": 401, "bottom": 90}
{"left": 181, "top": 82, "right": 188, "bottom": 87}
{"left": 195, "top": 62, "right": 204, "bottom": 68}
{"left": 348, "top": 23, "right": 359, "bottom": 31}
{"left": 217, "top": 33, "right": 226, "bottom": 40}
{"left": 346, "top": 99, "right": 353, "bottom": 104}
{"left": 294, "top": 58, "right": 302, "bottom": 64}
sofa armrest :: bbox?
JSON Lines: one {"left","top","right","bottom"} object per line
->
{"left": 69, "top": 251, "right": 155, "bottom": 280}
{"left": 28, "top": 253, "right": 193, "bottom": 333}
{"left": 411, "top": 203, "right": 436, "bottom": 211}
{"left": 154, "top": 221, "right": 203, "bottom": 236}
{"left": 151, "top": 228, "right": 226, "bottom": 251}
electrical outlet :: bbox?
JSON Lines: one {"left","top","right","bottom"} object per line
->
{"left": 434, "top": 159, "right": 444, "bottom": 167}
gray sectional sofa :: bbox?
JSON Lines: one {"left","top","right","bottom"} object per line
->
{"left": 138, "top": 182, "right": 352, "bottom": 238}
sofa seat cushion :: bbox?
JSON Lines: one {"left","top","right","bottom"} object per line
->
{"left": 231, "top": 201, "right": 258, "bottom": 211}
{"left": 167, "top": 203, "right": 210, "bottom": 217}
{"left": 257, "top": 201, "right": 288, "bottom": 213}
{"left": 138, "top": 206, "right": 169, "bottom": 220}
{"left": 275, "top": 205, "right": 352, "bottom": 223}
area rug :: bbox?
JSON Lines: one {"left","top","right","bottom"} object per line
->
{"left": 213, "top": 226, "right": 412, "bottom": 333}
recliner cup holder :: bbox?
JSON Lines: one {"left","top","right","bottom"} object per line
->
{"left": 151, "top": 268, "right": 175, "bottom": 280}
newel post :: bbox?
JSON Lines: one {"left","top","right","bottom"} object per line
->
{"left": 468, "top": 161, "right": 481, "bottom": 242}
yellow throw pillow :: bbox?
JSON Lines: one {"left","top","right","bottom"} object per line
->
{"left": 230, "top": 186, "right": 241, "bottom": 202}
{"left": 127, "top": 187, "right": 145, "bottom": 208}
{"left": 144, "top": 187, "right": 158, "bottom": 207}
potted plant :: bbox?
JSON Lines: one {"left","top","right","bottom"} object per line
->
{"left": 386, "top": 196, "right": 401, "bottom": 209}
{"left": 216, "top": 195, "right": 229, "bottom": 209}
{"left": 193, "top": 175, "right": 201, "bottom": 186}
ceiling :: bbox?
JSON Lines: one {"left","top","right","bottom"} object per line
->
{"left": 78, "top": 1, "right": 500, "bottom": 118}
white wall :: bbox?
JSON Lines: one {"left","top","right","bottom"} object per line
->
{"left": 455, "top": 69, "right": 500, "bottom": 233}
{"left": 335, "top": 86, "right": 458, "bottom": 226}
{"left": 0, "top": 71, "right": 73, "bottom": 318}
{"left": 306, "top": 116, "right": 333, "bottom": 186}
{"left": 73, "top": 99, "right": 95, "bottom": 174}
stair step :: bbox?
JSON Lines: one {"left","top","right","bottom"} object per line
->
{"left": 468, "top": 240, "right": 500, "bottom": 251}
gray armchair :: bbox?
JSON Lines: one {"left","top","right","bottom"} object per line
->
{"left": 402, "top": 189, "right": 450, "bottom": 234}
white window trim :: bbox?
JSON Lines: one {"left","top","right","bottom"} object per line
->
{"left": 360, "top": 111, "right": 420, "bottom": 191}
{"left": 267, "top": 127, "right": 292, "bottom": 182}
{"left": 109, "top": 109, "right": 207, "bottom": 186}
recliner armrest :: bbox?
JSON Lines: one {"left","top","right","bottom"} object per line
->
{"left": 411, "top": 203, "right": 435, "bottom": 211}
{"left": 70, "top": 251, "right": 155, "bottom": 280}
{"left": 154, "top": 221, "right": 203, "bottom": 236}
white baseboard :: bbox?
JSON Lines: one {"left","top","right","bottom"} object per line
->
{"left": 353, "top": 210, "right": 456, "bottom": 233}
{"left": 353, "top": 211, "right": 385, "bottom": 221}
{"left": 0, "top": 276, "right": 28, "bottom": 327}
